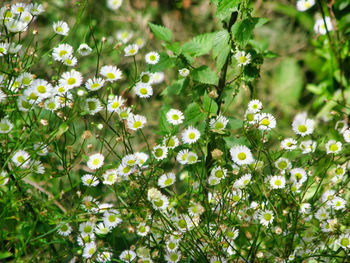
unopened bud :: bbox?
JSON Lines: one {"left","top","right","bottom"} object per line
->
{"left": 211, "top": 149, "right": 223, "bottom": 160}
{"left": 208, "top": 89, "right": 218, "bottom": 99}
{"left": 82, "top": 130, "right": 92, "bottom": 139}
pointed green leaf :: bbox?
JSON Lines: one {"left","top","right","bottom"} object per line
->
{"left": 192, "top": 66, "right": 219, "bottom": 85}
{"left": 149, "top": 22, "right": 172, "bottom": 42}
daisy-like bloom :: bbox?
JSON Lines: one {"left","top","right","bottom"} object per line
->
{"left": 5, "top": 20, "right": 28, "bottom": 33}
{"left": 135, "top": 152, "right": 149, "bottom": 166}
{"left": 315, "top": 207, "right": 329, "bottom": 221}
{"left": 83, "top": 242, "right": 97, "bottom": 259}
{"left": 321, "top": 190, "right": 336, "bottom": 205}
{"left": 87, "top": 153, "right": 104, "bottom": 170}
{"left": 117, "top": 163, "right": 134, "bottom": 178}
{"left": 234, "top": 173, "right": 252, "bottom": 189}
{"left": 103, "top": 209, "right": 122, "bottom": 228}
{"left": 31, "top": 79, "right": 53, "bottom": 100}
{"left": 97, "top": 251, "right": 113, "bottom": 263}
{"left": 11, "top": 3, "right": 29, "bottom": 14}
{"left": 0, "top": 171, "right": 9, "bottom": 186}
{"left": 59, "top": 70, "right": 83, "bottom": 89}
{"left": 62, "top": 55, "right": 78, "bottom": 67}
{"left": 325, "top": 140, "right": 342, "bottom": 154}
{"left": 18, "top": 72, "right": 33, "bottom": 86}
{"left": 78, "top": 43, "right": 92, "bottom": 56}
{"left": 122, "top": 154, "right": 138, "bottom": 167}
{"left": 163, "top": 136, "right": 180, "bottom": 149}
{"left": 336, "top": 234, "right": 350, "bottom": 249}
{"left": 314, "top": 17, "right": 333, "bottom": 35}
{"left": 270, "top": 175, "right": 286, "bottom": 189}
{"left": 188, "top": 151, "right": 199, "bottom": 164}
{"left": 296, "top": 0, "right": 315, "bottom": 11}
{"left": 116, "top": 30, "right": 133, "bottom": 43}
{"left": 100, "top": 65, "right": 122, "bottom": 82}
{"left": 0, "top": 43, "right": 9, "bottom": 56}
{"left": 165, "top": 250, "right": 181, "bottom": 263}
{"left": 19, "top": 11, "right": 33, "bottom": 24}
{"left": 275, "top": 157, "right": 292, "bottom": 172}
{"left": 127, "top": 114, "right": 147, "bottom": 130}
{"left": 31, "top": 160, "right": 45, "bottom": 174}
{"left": 57, "top": 222, "right": 72, "bottom": 236}
{"left": 244, "top": 110, "right": 256, "bottom": 124}
{"left": 210, "top": 115, "right": 229, "bottom": 132}
{"left": 0, "top": 118, "right": 14, "bottom": 134}
{"left": 158, "top": 173, "right": 176, "bottom": 188}
{"left": 82, "top": 174, "right": 100, "bottom": 187}
{"left": 176, "top": 149, "right": 189, "bottom": 165}
{"left": 135, "top": 37, "right": 145, "bottom": 48}
{"left": 95, "top": 223, "right": 111, "bottom": 235}
{"left": 343, "top": 129, "right": 350, "bottom": 143}
{"left": 334, "top": 165, "right": 346, "bottom": 176}
{"left": 211, "top": 166, "right": 227, "bottom": 180}
{"left": 188, "top": 202, "right": 205, "bottom": 216}
{"left": 12, "top": 150, "right": 31, "bottom": 168}
{"left": 145, "top": 51, "right": 160, "bottom": 65}
{"left": 335, "top": 120, "right": 348, "bottom": 133}
{"left": 179, "top": 68, "right": 190, "bottom": 77}
{"left": 331, "top": 196, "right": 346, "bottom": 210}
{"left": 84, "top": 98, "right": 103, "bottom": 115}
{"left": 85, "top": 77, "right": 105, "bottom": 91}
{"left": 235, "top": 50, "right": 251, "bottom": 66}
{"left": 247, "top": 99, "right": 262, "bottom": 113}
{"left": 281, "top": 138, "right": 297, "bottom": 150}
{"left": 29, "top": 3, "right": 44, "bottom": 15}
{"left": 152, "top": 71, "right": 165, "bottom": 83}
{"left": 299, "top": 203, "right": 311, "bottom": 215}
{"left": 33, "top": 143, "right": 49, "bottom": 156}
{"left": 81, "top": 195, "right": 99, "bottom": 212}
{"left": 52, "top": 43, "right": 73, "bottom": 62}
{"left": 153, "top": 145, "right": 168, "bottom": 161}
{"left": 53, "top": 21, "right": 69, "bottom": 36}
{"left": 134, "top": 83, "right": 153, "bottom": 98}
{"left": 120, "top": 250, "right": 136, "bottom": 263}
{"left": 257, "top": 113, "right": 276, "bottom": 131}
{"left": 292, "top": 112, "right": 315, "bottom": 137}
{"left": 166, "top": 109, "right": 184, "bottom": 125}
{"left": 208, "top": 175, "right": 221, "bottom": 185}
{"left": 124, "top": 44, "right": 139, "bottom": 56}
{"left": 299, "top": 140, "right": 317, "bottom": 154}
{"left": 107, "top": 96, "right": 125, "bottom": 112}
{"left": 181, "top": 126, "right": 200, "bottom": 144}
{"left": 136, "top": 223, "right": 150, "bottom": 236}
{"left": 79, "top": 221, "right": 95, "bottom": 236}
{"left": 138, "top": 72, "right": 154, "bottom": 86}
{"left": 107, "top": 0, "right": 123, "bottom": 10}
{"left": 166, "top": 238, "right": 179, "bottom": 252}
{"left": 258, "top": 210, "right": 274, "bottom": 227}
{"left": 102, "top": 169, "right": 118, "bottom": 185}
{"left": 175, "top": 215, "right": 195, "bottom": 232}
{"left": 290, "top": 167, "right": 307, "bottom": 184}
{"left": 147, "top": 188, "right": 169, "bottom": 211}
{"left": 230, "top": 145, "right": 254, "bottom": 166}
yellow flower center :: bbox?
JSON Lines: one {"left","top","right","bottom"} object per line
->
{"left": 237, "top": 152, "right": 246, "bottom": 160}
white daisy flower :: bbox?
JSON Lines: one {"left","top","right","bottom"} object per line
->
{"left": 5, "top": 20, "right": 28, "bottom": 33}
{"left": 257, "top": 113, "right": 276, "bottom": 131}
{"left": 117, "top": 163, "right": 134, "bottom": 178}
{"left": 31, "top": 79, "right": 53, "bottom": 100}
{"left": 78, "top": 43, "right": 92, "bottom": 56}
{"left": 31, "top": 160, "right": 45, "bottom": 174}
{"left": 97, "top": 251, "right": 113, "bottom": 263}
{"left": 57, "top": 223, "right": 72, "bottom": 236}
{"left": 59, "top": 70, "right": 83, "bottom": 89}
{"left": 12, "top": 150, "right": 31, "bottom": 168}
{"left": 281, "top": 138, "right": 297, "bottom": 150}
{"left": 230, "top": 145, "right": 254, "bottom": 166}
{"left": 81, "top": 196, "right": 99, "bottom": 212}
{"left": 181, "top": 126, "right": 200, "bottom": 144}
{"left": 53, "top": 21, "right": 69, "bottom": 36}
{"left": 153, "top": 71, "right": 165, "bottom": 84}
{"left": 244, "top": 110, "right": 256, "bottom": 124}
{"left": 103, "top": 209, "right": 122, "bottom": 228}
{"left": 176, "top": 149, "right": 189, "bottom": 165}
{"left": 165, "top": 250, "right": 181, "bottom": 263}
{"left": 0, "top": 118, "right": 14, "bottom": 134}
{"left": 124, "top": 44, "right": 139, "bottom": 56}
{"left": 52, "top": 43, "right": 74, "bottom": 62}
{"left": 29, "top": 3, "right": 45, "bottom": 15}
{"left": 84, "top": 98, "right": 103, "bottom": 115}
{"left": 275, "top": 157, "right": 292, "bottom": 171}
{"left": 138, "top": 72, "right": 154, "bottom": 85}
{"left": 162, "top": 136, "right": 180, "bottom": 149}
{"left": 247, "top": 99, "right": 262, "bottom": 113}
{"left": 314, "top": 17, "right": 332, "bottom": 35}
{"left": 336, "top": 234, "right": 350, "bottom": 249}
{"left": 135, "top": 152, "right": 149, "bottom": 166}
{"left": 343, "top": 129, "right": 350, "bottom": 143}
{"left": 0, "top": 43, "right": 9, "bottom": 56}
{"left": 331, "top": 196, "right": 346, "bottom": 210}
{"left": 18, "top": 72, "right": 33, "bottom": 86}
{"left": 79, "top": 221, "right": 95, "bottom": 235}
{"left": 136, "top": 223, "right": 150, "bottom": 236}
{"left": 179, "top": 68, "right": 190, "bottom": 77}
{"left": 166, "top": 238, "right": 179, "bottom": 252}
{"left": 210, "top": 115, "right": 229, "bottom": 131}
{"left": 211, "top": 166, "right": 227, "bottom": 180}
{"left": 270, "top": 175, "right": 286, "bottom": 189}
{"left": 325, "top": 140, "right": 342, "bottom": 154}
{"left": 296, "top": 0, "right": 315, "bottom": 11}
{"left": 150, "top": 194, "right": 169, "bottom": 211}
{"left": 153, "top": 145, "right": 168, "bottom": 161}
{"left": 334, "top": 165, "right": 346, "bottom": 176}
{"left": 82, "top": 242, "right": 96, "bottom": 259}
{"left": 11, "top": 3, "right": 28, "bottom": 14}
{"left": 135, "top": 37, "right": 145, "bottom": 48}
{"left": 187, "top": 151, "right": 198, "bottom": 164}
{"left": 82, "top": 174, "right": 100, "bottom": 187}
{"left": 107, "top": 0, "right": 123, "bottom": 10}
{"left": 259, "top": 210, "right": 274, "bottom": 226}
{"left": 87, "top": 153, "right": 104, "bottom": 170}
{"left": 120, "top": 250, "right": 136, "bottom": 263}
{"left": 188, "top": 202, "right": 205, "bottom": 216}
{"left": 234, "top": 173, "right": 252, "bottom": 189}
{"left": 335, "top": 120, "right": 348, "bottom": 133}
{"left": 0, "top": 171, "right": 9, "bottom": 186}
{"left": 62, "top": 55, "right": 78, "bottom": 67}
{"left": 315, "top": 208, "right": 329, "bottom": 221}
{"left": 116, "top": 107, "right": 130, "bottom": 120}
{"left": 299, "top": 140, "right": 317, "bottom": 154}
{"left": 166, "top": 109, "right": 184, "bottom": 125}
{"left": 235, "top": 50, "right": 251, "bottom": 66}
{"left": 134, "top": 83, "right": 153, "bottom": 98}
{"left": 127, "top": 114, "right": 147, "bottom": 130}
{"left": 85, "top": 77, "right": 105, "bottom": 91}
{"left": 100, "top": 65, "right": 122, "bottom": 82}
{"left": 102, "top": 169, "right": 118, "bottom": 185}
{"left": 158, "top": 173, "right": 176, "bottom": 188}
{"left": 116, "top": 30, "right": 133, "bottom": 43}
{"left": 95, "top": 223, "right": 111, "bottom": 235}
{"left": 107, "top": 96, "right": 125, "bottom": 112}
{"left": 145, "top": 51, "right": 160, "bottom": 65}
{"left": 292, "top": 112, "right": 315, "bottom": 137}
{"left": 290, "top": 167, "right": 307, "bottom": 184}
{"left": 19, "top": 11, "right": 33, "bottom": 24}
{"left": 321, "top": 190, "right": 336, "bottom": 204}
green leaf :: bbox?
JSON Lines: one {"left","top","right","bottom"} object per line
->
{"left": 148, "top": 22, "right": 172, "bottom": 42}
{"left": 216, "top": 46, "right": 230, "bottom": 72}
{"left": 149, "top": 52, "right": 175, "bottom": 72}
{"left": 192, "top": 66, "right": 219, "bottom": 85}
{"left": 0, "top": 252, "right": 12, "bottom": 260}
{"left": 212, "top": 30, "right": 230, "bottom": 71}
{"left": 158, "top": 105, "right": 171, "bottom": 134}
{"left": 215, "top": 0, "right": 239, "bottom": 20}
{"left": 161, "top": 78, "right": 186, "bottom": 96}
{"left": 181, "top": 32, "right": 216, "bottom": 57}
{"left": 228, "top": 117, "right": 243, "bottom": 129}
{"left": 224, "top": 136, "right": 250, "bottom": 148}
{"left": 184, "top": 103, "right": 205, "bottom": 125}
{"left": 232, "top": 17, "right": 268, "bottom": 47}
{"left": 203, "top": 92, "right": 218, "bottom": 114}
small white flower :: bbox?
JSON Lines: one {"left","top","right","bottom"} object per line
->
{"left": 152, "top": 145, "right": 168, "bottom": 160}
{"left": 336, "top": 234, "right": 350, "bottom": 249}
{"left": 84, "top": 98, "right": 103, "bottom": 115}
{"left": 166, "top": 109, "right": 184, "bottom": 125}
{"left": 103, "top": 209, "right": 122, "bottom": 228}
{"left": 134, "top": 83, "right": 153, "bottom": 98}
{"left": 152, "top": 71, "right": 164, "bottom": 84}
{"left": 247, "top": 99, "right": 262, "bottom": 113}
{"left": 210, "top": 115, "right": 229, "bottom": 132}
{"left": 235, "top": 50, "right": 251, "bottom": 66}
{"left": 187, "top": 151, "right": 198, "bottom": 164}
{"left": 120, "top": 250, "right": 136, "bottom": 263}
{"left": 165, "top": 250, "right": 181, "bottom": 263}
{"left": 0, "top": 171, "right": 9, "bottom": 186}
{"left": 87, "top": 153, "right": 104, "bottom": 170}
{"left": 59, "top": 70, "right": 83, "bottom": 89}
{"left": 275, "top": 157, "right": 292, "bottom": 171}
{"left": 78, "top": 43, "right": 92, "bottom": 56}
{"left": 230, "top": 145, "right": 254, "bottom": 166}
{"left": 257, "top": 113, "right": 276, "bottom": 131}
{"left": 107, "top": 96, "right": 125, "bottom": 112}
{"left": 343, "top": 129, "right": 350, "bottom": 143}
{"left": 12, "top": 150, "right": 31, "bottom": 168}
{"left": 62, "top": 55, "right": 78, "bottom": 67}
{"left": 234, "top": 173, "right": 252, "bottom": 189}
{"left": 162, "top": 136, "right": 180, "bottom": 149}
{"left": 82, "top": 174, "right": 100, "bottom": 187}
{"left": 79, "top": 221, "right": 95, "bottom": 235}
{"left": 296, "top": 0, "right": 315, "bottom": 11}
{"left": 290, "top": 167, "right": 307, "bottom": 184}
{"left": 53, "top": 21, "right": 69, "bottom": 36}
{"left": 0, "top": 118, "right": 14, "bottom": 134}
{"left": 244, "top": 110, "right": 256, "bottom": 124}
{"left": 107, "top": 0, "right": 123, "bottom": 10}
{"left": 325, "top": 140, "right": 342, "bottom": 154}
{"left": 292, "top": 112, "right": 315, "bottom": 137}
{"left": 116, "top": 29, "right": 133, "bottom": 43}
{"left": 100, "top": 65, "right": 122, "bottom": 82}
{"left": 136, "top": 223, "right": 150, "bottom": 236}
{"left": 95, "top": 223, "right": 111, "bottom": 235}
{"left": 85, "top": 77, "right": 105, "bottom": 91}
{"left": 127, "top": 114, "right": 147, "bottom": 130}
{"left": 179, "top": 68, "right": 190, "bottom": 77}
{"left": 299, "top": 140, "right": 317, "bottom": 154}
{"left": 176, "top": 149, "right": 189, "bottom": 165}
{"left": 270, "top": 175, "right": 286, "bottom": 189}
{"left": 158, "top": 173, "right": 176, "bottom": 188}
{"left": 314, "top": 17, "right": 332, "bottom": 35}
{"left": 57, "top": 223, "right": 72, "bottom": 236}
{"left": 145, "top": 51, "right": 160, "bottom": 65}
{"left": 211, "top": 166, "right": 227, "bottom": 180}
{"left": 259, "top": 210, "right": 274, "bottom": 226}
{"left": 52, "top": 43, "right": 73, "bottom": 62}
{"left": 331, "top": 196, "right": 346, "bottom": 210}
{"left": 181, "top": 126, "right": 200, "bottom": 144}
{"left": 82, "top": 242, "right": 96, "bottom": 259}
{"left": 124, "top": 44, "right": 139, "bottom": 56}
{"left": 281, "top": 138, "right": 297, "bottom": 150}
{"left": 102, "top": 169, "right": 118, "bottom": 185}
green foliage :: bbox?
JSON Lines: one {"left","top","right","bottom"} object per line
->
{"left": 148, "top": 22, "right": 172, "bottom": 42}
